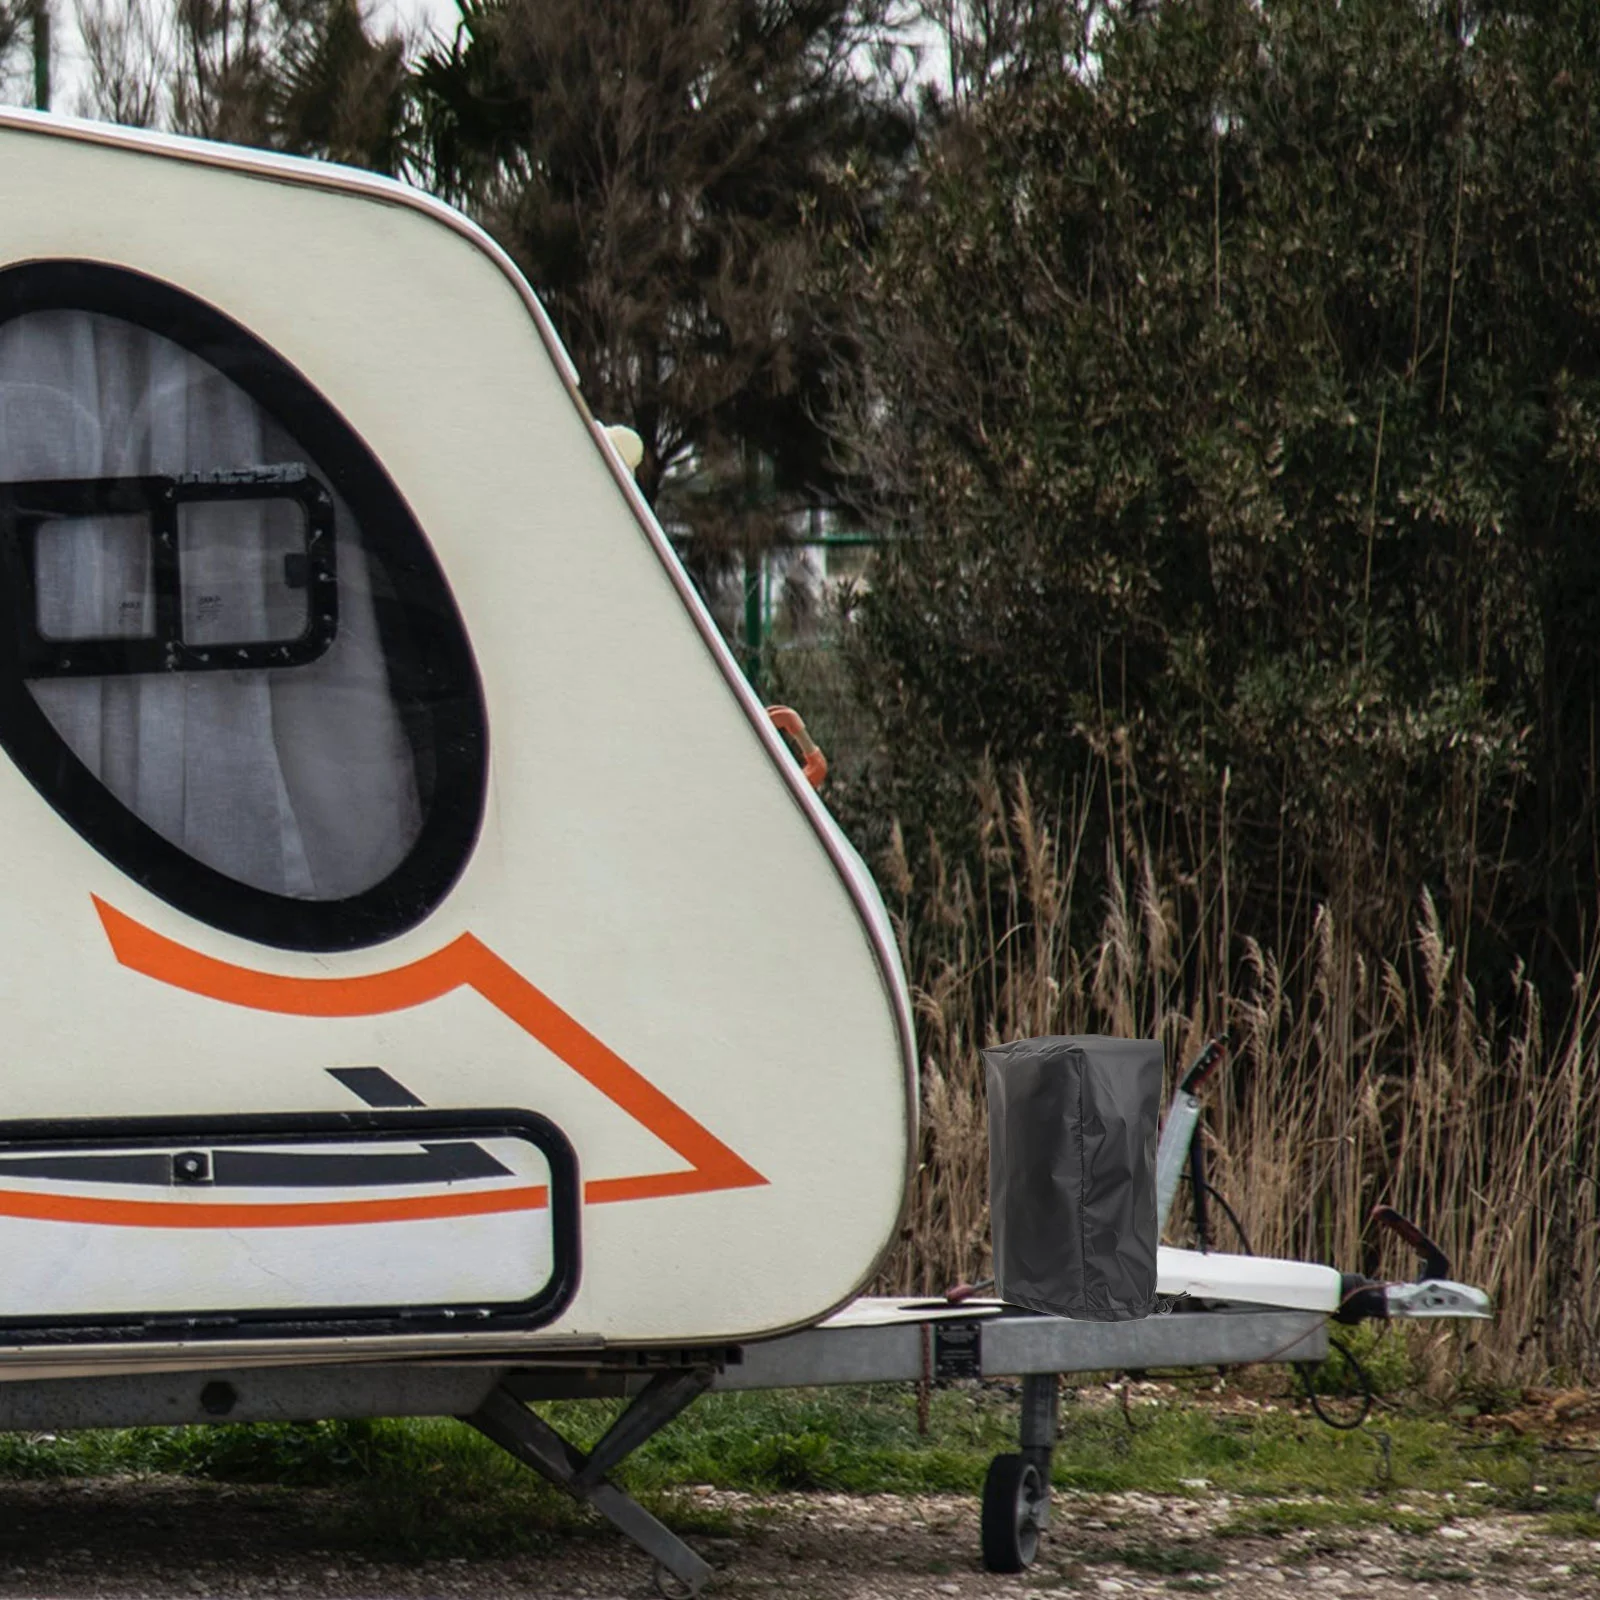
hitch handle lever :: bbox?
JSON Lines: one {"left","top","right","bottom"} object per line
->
{"left": 1178, "top": 1033, "right": 1230, "bottom": 1096}
{"left": 1370, "top": 1204, "right": 1451, "bottom": 1282}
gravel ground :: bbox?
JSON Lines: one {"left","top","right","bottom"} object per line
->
{"left": 0, "top": 1479, "right": 1595, "bottom": 1599}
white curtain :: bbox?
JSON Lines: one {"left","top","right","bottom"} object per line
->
{"left": 0, "top": 310, "right": 422, "bottom": 901}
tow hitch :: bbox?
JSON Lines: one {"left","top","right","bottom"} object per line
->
{"left": 1336, "top": 1205, "right": 1491, "bottom": 1323}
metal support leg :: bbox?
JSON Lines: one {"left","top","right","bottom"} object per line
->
{"left": 1019, "top": 1371, "right": 1058, "bottom": 1529}
{"left": 576, "top": 1368, "right": 713, "bottom": 1489}
{"left": 465, "top": 1380, "right": 715, "bottom": 1596}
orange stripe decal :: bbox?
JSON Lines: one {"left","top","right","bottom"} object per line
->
{"left": 92, "top": 898, "right": 766, "bottom": 1209}
{"left": 0, "top": 1183, "right": 547, "bottom": 1229}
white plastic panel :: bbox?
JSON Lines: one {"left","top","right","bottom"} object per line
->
{"left": 1158, "top": 1247, "right": 1343, "bottom": 1312}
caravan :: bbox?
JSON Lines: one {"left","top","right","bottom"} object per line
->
{"left": 0, "top": 106, "right": 915, "bottom": 1355}
{"left": 0, "top": 112, "right": 1487, "bottom": 1591}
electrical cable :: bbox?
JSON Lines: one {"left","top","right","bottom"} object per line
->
{"left": 1296, "top": 1331, "right": 1377, "bottom": 1430}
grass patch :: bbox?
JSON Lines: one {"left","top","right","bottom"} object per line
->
{"left": 0, "top": 1387, "right": 1015, "bottom": 1499}
{"left": 0, "top": 1380, "right": 1591, "bottom": 1555}
{"left": 1033, "top": 1396, "right": 1545, "bottom": 1505}
{"left": 1216, "top": 1500, "right": 1386, "bottom": 1538}
{"left": 1309, "top": 1324, "right": 1417, "bottom": 1400}
{"left": 1092, "top": 1542, "right": 1223, "bottom": 1575}
{"left": 607, "top": 1386, "right": 1014, "bottom": 1493}
{"left": 0, "top": 1420, "right": 391, "bottom": 1484}
{"left": 1385, "top": 1508, "right": 1448, "bottom": 1536}
{"left": 1215, "top": 1499, "right": 1445, "bottom": 1538}
{"left": 1542, "top": 1510, "right": 1600, "bottom": 1539}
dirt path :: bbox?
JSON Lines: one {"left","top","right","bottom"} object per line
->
{"left": 0, "top": 1479, "right": 1592, "bottom": 1598}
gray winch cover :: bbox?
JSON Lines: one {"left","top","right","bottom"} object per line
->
{"left": 983, "top": 1035, "right": 1162, "bottom": 1322}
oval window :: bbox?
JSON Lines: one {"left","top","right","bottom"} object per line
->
{"left": 0, "top": 262, "right": 488, "bottom": 951}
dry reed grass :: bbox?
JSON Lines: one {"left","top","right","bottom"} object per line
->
{"left": 877, "top": 761, "right": 1600, "bottom": 1387}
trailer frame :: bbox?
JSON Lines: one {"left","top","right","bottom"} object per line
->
{"left": 0, "top": 1300, "right": 1328, "bottom": 1595}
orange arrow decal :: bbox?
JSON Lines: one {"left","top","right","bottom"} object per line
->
{"left": 0, "top": 1183, "right": 547, "bottom": 1230}
{"left": 92, "top": 898, "right": 766, "bottom": 1207}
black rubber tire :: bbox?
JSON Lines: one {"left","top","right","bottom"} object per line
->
{"left": 651, "top": 1562, "right": 699, "bottom": 1599}
{"left": 980, "top": 1452, "right": 1046, "bottom": 1572}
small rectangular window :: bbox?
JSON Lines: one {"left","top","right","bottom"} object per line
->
{"left": 34, "top": 514, "right": 156, "bottom": 641}
{"left": 178, "top": 498, "right": 312, "bottom": 648}
{"left": 0, "top": 467, "right": 336, "bottom": 676}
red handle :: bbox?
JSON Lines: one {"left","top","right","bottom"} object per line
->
{"left": 1370, "top": 1204, "right": 1451, "bottom": 1281}
{"left": 766, "top": 706, "right": 828, "bottom": 790}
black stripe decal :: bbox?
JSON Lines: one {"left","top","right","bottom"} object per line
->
{"left": 0, "top": 1143, "right": 513, "bottom": 1189}
{"left": 0, "top": 1153, "right": 169, "bottom": 1185}
{"left": 327, "top": 1067, "right": 424, "bottom": 1108}
{"left": 214, "top": 1143, "right": 513, "bottom": 1186}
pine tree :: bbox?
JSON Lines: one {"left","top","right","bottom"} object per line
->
{"left": 414, "top": 0, "right": 915, "bottom": 567}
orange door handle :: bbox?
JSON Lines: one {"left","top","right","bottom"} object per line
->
{"left": 766, "top": 706, "right": 828, "bottom": 790}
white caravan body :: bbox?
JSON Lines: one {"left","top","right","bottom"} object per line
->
{"left": 0, "top": 111, "right": 916, "bottom": 1368}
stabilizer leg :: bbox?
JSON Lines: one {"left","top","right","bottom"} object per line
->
{"left": 464, "top": 1377, "right": 716, "bottom": 1596}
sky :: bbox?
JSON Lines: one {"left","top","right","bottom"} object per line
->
{"left": 375, "top": 0, "right": 462, "bottom": 47}
{"left": 28, "top": 0, "right": 467, "bottom": 114}
{"left": 28, "top": 1, "right": 938, "bottom": 121}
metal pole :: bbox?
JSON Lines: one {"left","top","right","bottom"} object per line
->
{"left": 742, "top": 545, "right": 762, "bottom": 691}
{"left": 740, "top": 439, "right": 765, "bottom": 692}
{"left": 29, "top": 0, "right": 50, "bottom": 112}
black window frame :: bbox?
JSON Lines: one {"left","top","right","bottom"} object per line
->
{"left": 4, "top": 466, "right": 338, "bottom": 676}
{"left": 0, "top": 1107, "right": 581, "bottom": 1343}
{"left": 0, "top": 260, "right": 489, "bottom": 952}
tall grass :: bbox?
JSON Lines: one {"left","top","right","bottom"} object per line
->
{"left": 876, "top": 762, "right": 1600, "bottom": 1387}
